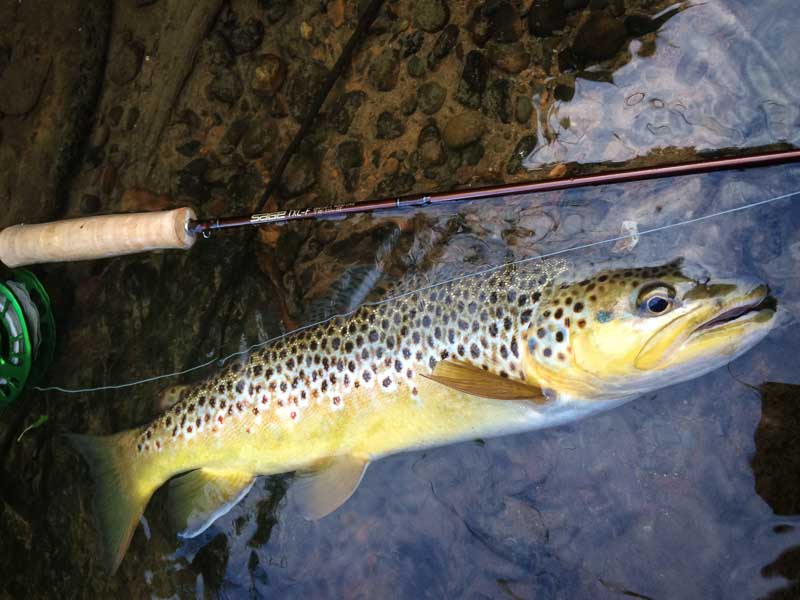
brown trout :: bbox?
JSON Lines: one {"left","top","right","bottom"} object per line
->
{"left": 68, "top": 259, "right": 776, "bottom": 572}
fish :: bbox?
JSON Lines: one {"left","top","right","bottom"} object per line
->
{"left": 67, "top": 258, "right": 777, "bottom": 573}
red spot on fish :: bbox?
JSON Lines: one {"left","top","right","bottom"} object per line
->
{"left": 290, "top": 411, "right": 297, "bottom": 419}
{"left": 218, "top": 415, "right": 224, "bottom": 424}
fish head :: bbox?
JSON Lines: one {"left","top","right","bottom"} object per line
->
{"left": 522, "top": 259, "right": 777, "bottom": 401}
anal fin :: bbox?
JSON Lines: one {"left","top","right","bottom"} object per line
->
{"left": 293, "top": 455, "right": 369, "bottom": 520}
{"left": 422, "top": 360, "right": 547, "bottom": 404}
{"left": 168, "top": 468, "right": 255, "bottom": 538}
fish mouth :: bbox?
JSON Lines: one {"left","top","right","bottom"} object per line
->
{"left": 693, "top": 288, "right": 777, "bottom": 334}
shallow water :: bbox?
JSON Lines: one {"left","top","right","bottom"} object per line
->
{"left": 2, "top": 0, "right": 800, "bottom": 597}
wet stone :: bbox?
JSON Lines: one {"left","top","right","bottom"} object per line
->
{"left": 241, "top": 122, "right": 271, "bottom": 158}
{"left": 176, "top": 140, "right": 201, "bottom": 157}
{"left": 280, "top": 152, "right": 318, "bottom": 197}
{"left": 329, "top": 90, "right": 366, "bottom": 134}
{"left": 507, "top": 134, "right": 537, "bottom": 174}
{"left": 483, "top": 78, "right": 512, "bottom": 123}
{"left": 335, "top": 140, "right": 363, "bottom": 193}
{"left": 515, "top": 95, "right": 533, "bottom": 123}
{"left": 227, "top": 17, "right": 265, "bottom": 54}
{"left": 554, "top": 81, "right": 575, "bottom": 101}
{"left": 407, "top": 55, "right": 427, "bottom": 78}
{"left": 417, "top": 81, "right": 447, "bottom": 114}
{"left": 209, "top": 65, "right": 244, "bottom": 104}
{"left": 219, "top": 118, "right": 249, "bottom": 154}
{"left": 251, "top": 54, "right": 287, "bottom": 96}
{"left": 376, "top": 111, "right": 404, "bottom": 139}
{"left": 375, "top": 172, "right": 415, "bottom": 196}
{"left": 427, "top": 23, "right": 459, "bottom": 70}
{"left": 184, "top": 157, "right": 209, "bottom": 177}
{"left": 399, "top": 30, "right": 424, "bottom": 57}
{"left": 286, "top": 60, "right": 329, "bottom": 121}
{"left": 263, "top": 0, "right": 290, "bottom": 23}
{"left": 443, "top": 112, "right": 486, "bottom": 149}
{"left": 368, "top": 48, "right": 401, "bottom": 92}
{"left": 462, "top": 141, "right": 485, "bottom": 165}
{"left": 192, "top": 533, "right": 229, "bottom": 590}
{"left": 486, "top": 1, "right": 523, "bottom": 43}
{"left": 487, "top": 41, "right": 530, "bottom": 74}
{"left": 176, "top": 171, "right": 210, "bottom": 203}
{"left": 400, "top": 94, "right": 418, "bottom": 116}
{"left": 571, "top": 15, "right": 627, "bottom": 61}
{"left": 203, "top": 31, "right": 234, "bottom": 67}
{"left": 109, "top": 39, "right": 144, "bottom": 85}
{"left": 414, "top": 0, "right": 450, "bottom": 33}
{"left": 528, "top": 0, "right": 567, "bottom": 37}
{"left": 456, "top": 50, "right": 489, "bottom": 109}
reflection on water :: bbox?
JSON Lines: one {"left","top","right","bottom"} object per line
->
{"left": 525, "top": 1, "right": 800, "bottom": 168}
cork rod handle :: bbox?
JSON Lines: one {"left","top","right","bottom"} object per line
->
{"left": 0, "top": 207, "right": 197, "bottom": 268}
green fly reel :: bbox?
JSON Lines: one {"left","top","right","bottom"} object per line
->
{"left": 0, "top": 270, "right": 55, "bottom": 408}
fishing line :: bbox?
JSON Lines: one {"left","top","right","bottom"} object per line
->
{"left": 34, "top": 187, "right": 800, "bottom": 395}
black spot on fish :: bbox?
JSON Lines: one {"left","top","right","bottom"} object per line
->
{"left": 510, "top": 338, "right": 519, "bottom": 358}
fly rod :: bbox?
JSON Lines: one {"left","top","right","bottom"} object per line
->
{"left": 1, "top": 148, "right": 799, "bottom": 268}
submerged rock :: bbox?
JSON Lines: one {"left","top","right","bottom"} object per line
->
{"left": 375, "top": 171, "right": 416, "bottom": 196}
{"left": 376, "top": 111, "right": 405, "bottom": 139}
{"left": 286, "top": 60, "right": 329, "bottom": 121}
{"left": 417, "top": 81, "right": 447, "bottom": 114}
{"left": 414, "top": 0, "right": 450, "bottom": 33}
{"left": 456, "top": 50, "right": 489, "bottom": 109}
{"left": 329, "top": 90, "right": 366, "bottom": 134}
{"left": 487, "top": 41, "right": 530, "bottom": 74}
{"left": 335, "top": 140, "right": 363, "bottom": 192}
{"left": 507, "top": 134, "right": 537, "bottom": 174}
{"left": 427, "top": 23, "right": 459, "bottom": 70}
{"left": 528, "top": 0, "right": 567, "bottom": 37}
{"left": 280, "top": 152, "right": 318, "bottom": 197}
{"left": 443, "top": 112, "right": 486, "bottom": 149}
{"left": 251, "top": 54, "right": 287, "bottom": 96}
{"left": 483, "top": 78, "right": 512, "bottom": 123}
{"left": 571, "top": 15, "right": 627, "bottom": 61}
{"left": 368, "top": 48, "right": 401, "bottom": 92}
{"left": 514, "top": 95, "right": 533, "bottom": 123}
{"left": 227, "top": 17, "right": 264, "bottom": 54}
{"left": 209, "top": 65, "right": 243, "bottom": 104}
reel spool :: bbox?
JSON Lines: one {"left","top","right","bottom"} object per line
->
{"left": 0, "top": 270, "right": 55, "bottom": 408}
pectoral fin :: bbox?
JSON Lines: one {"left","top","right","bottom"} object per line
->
{"left": 422, "top": 360, "right": 547, "bottom": 404}
{"left": 169, "top": 468, "right": 255, "bottom": 538}
{"left": 293, "top": 455, "right": 369, "bottom": 520}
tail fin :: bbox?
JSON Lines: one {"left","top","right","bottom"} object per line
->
{"left": 67, "top": 431, "right": 154, "bottom": 574}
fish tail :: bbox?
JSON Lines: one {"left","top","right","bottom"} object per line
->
{"left": 66, "top": 430, "right": 157, "bottom": 574}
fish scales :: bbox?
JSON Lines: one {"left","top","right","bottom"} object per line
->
{"left": 133, "top": 263, "right": 561, "bottom": 471}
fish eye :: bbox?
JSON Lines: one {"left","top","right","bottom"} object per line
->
{"left": 637, "top": 284, "right": 676, "bottom": 316}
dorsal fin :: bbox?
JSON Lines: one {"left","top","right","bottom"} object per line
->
{"left": 422, "top": 360, "right": 547, "bottom": 404}
{"left": 293, "top": 455, "right": 369, "bottom": 520}
{"left": 168, "top": 468, "right": 255, "bottom": 538}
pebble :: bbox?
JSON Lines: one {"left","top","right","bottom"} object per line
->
{"left": 399, "top": 31, "right": 424, "bottom": 58}
{"left": 486, "top": 1, "right": 523, "bottom": 43}
{"left": 427, "top": 23, "right": 459, "bottom": 70}
{"left": 329, "top": 90, "right": 366, "bottom": 134}
{"left": 219, "top": 118, "right": 248, "bottom": 154}
{"left": 507, "top": 135, "right": 537, "bottom": 174}
{"left": 407, "top": 56, "right": 426, "bottom": 78}
{"left": 487, "top": 41, "right": 530, "bottom": 74}
{"left": 109, "top": 39, "right": 144, "bottom": 85}
{"left": 418, "top": 124, "right": 446, "bottom": 168}
{"left": 368, "top": 48, "right": 401, "bottom": 92}
{"left": 286, "top": 60, "right": 329, "bottom": 121}
{"left": 251, "top": 54, "right": 287, "bottom": 96}
{"left": 374, "top": 172, "right": 415, "bottom": 196}
{"left": 482, "top": 78, "right": 511, "bottom": 123}
{"left": 335, "top": 140, "right": 363, "bottom": 192}
{"left": 176, "top": 140, "right": 201, "bottom": 157}
{"left": 528, "top": 0, "right": 567, "bottom": 37}
{"left": 241, "top": 123, "right": 271, "bottom": 158}
{"left": 414, "top": 0, "right": 450, "bottom": 33}
{"left": 514, "top": 95, "right": 533, "bottom": 123}
{"left": 456, "top": 50, "right": 489, "bottom": 109}
{"left": 462, "top": 141, "right": 485, "bottom": 165}
{"left": 417, "top": 81, "right": 447, "bottom": 114}
{"left": 443, "top": 112, "right": 486, "bottom": 149}
{"left": 571, "top": 15, "right": 627, "bottom": 61}
{"left": 376, "top": 111, "right": 405, "bottom": 139}
{"left": 227, "top": 17, "right": 264, "bottom": 54}
{"left": 209, "top": 65, "right": 244, "bottom": 104}
{"left": 280, "top": 153, "right": 318, "bottom": 197}
{"left": 400, "top": 94, "right": 418, "bottom": 116}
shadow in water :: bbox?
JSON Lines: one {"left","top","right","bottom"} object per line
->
{"left": 751, "top": 382, "right": 800, "bottom": 599}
